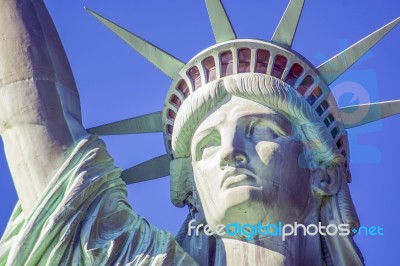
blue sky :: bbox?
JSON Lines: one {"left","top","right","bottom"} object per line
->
{"left": 0, "top": 1, "right": 399, "bottom": 265}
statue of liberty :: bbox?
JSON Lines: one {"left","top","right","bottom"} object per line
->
{"left": 0, "top": 0, "right": 399, "bottom": 265}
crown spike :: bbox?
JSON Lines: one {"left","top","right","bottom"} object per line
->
{"left": 85, "top": 7, "right": 185, "bottom": 79}
{"left": 340, "top": 100, "right": 400, "bottom": 129}
{"left": 205, "top": 0, "right": 236, "bottom": 43}
{"left": 271, "top": 0, "right": 305, "bottom": 47}
{"left": 318, "top": 17, "right": 400, "bottom": 85}
{"left": 122, "top": 155, "right": 170, "bottom": 184}
{"left": 87, "top": 112, "right": 162, "bottom": 135}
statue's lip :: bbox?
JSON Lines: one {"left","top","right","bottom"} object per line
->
{"left": 221, "top": 168, "right": 259, "bottom": 189}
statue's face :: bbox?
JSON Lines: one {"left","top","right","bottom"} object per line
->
{"left": 191, "top": 96, "right": 314, "bottom": 227}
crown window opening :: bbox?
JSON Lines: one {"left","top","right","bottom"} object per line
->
{"left": 271, "top": 55, "right": 287, "bottom": 79}
{"left": 323, "top": 114, "right": 335, "bottom": 127}
{"left": 168, "top": 109, "right": 176, "bottom": 120}
{"left": 188, "top": 66, "right": 202, "bottom": 90}
{"left": 220, "top": 51, "right": 234, "bottom": 77}
{"left": 306, "top": 86, "right": 322, "bottom": 106}
{"left": 316, "top": 100, "right": 329, "bottom": 116}
{"left": 203, "top": 56, "right": 217, "bottom": 83}
{"left": 297, "top": 75, "right": 314, "bottom": 95}
{"left": 285, "top": 63, "right": 304, "bottom": 87}
{"left": 167, "top": 124, "right": 173, "bottom": 135}
{"left": 312, "top": 87, "right": 322, "bottom": 97}
{"left": 170, "top": 94, "right": 181, "bottom": 108}
{"left": 255, "top": 49, "right": 270, "bottom": 74}
{"left": 177, "top": 80, "right": 189, "bottom": 98}
{"left": 307, "top": 94, "right": 317, "bottom": 105}
{"left": 168, "top": 140, "right": 172, "bottom": 150}
{"left": 331, "top": 127, "right": 339, "bottom": 138}
{"left": 336, "top": 137, "right": 344, "bottom": 149}
{"left": 238, "top": 48, "right": 251, "bottom": 73}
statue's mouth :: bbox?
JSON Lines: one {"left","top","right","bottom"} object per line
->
{"left": 221, "top": 168, "right": 260, "bottom": 190}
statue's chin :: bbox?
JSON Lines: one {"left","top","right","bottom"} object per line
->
{"left": 212, "top": 186, "right": 314, "bottom": 227}
{"left": 222, "top": 185, "right": 263, "bottom": 204}
{"left": 216, "top": 188, "right": 270, "bottom": 225}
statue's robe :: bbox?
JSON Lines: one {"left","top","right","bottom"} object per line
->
{"left": 0, "top": 135, "right": 196, "bottom": 265}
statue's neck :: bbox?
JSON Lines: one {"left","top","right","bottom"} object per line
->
{"left": 213, "top": 229, "right": 323, "bottom": 265}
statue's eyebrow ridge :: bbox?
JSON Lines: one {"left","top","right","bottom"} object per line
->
{"left": 195, "top": 112, "right": 226, "bottom": 135}
{"left": 236, "top": 113, "right": 292, "bottom": 136}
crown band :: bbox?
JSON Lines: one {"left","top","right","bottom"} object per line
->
{"left": 163, "top": 40, "right": 347, "bottom": 167}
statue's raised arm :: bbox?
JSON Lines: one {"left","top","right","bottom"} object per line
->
{"left": 0, "top": 0, "right": 86, "bottom": 215}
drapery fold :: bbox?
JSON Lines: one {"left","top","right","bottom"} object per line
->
{"left": 0, "top": 135, "right": 195, "bottom": 266}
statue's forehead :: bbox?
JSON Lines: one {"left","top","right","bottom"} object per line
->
{"left": 195, "top": 96, "right": 290, "bottom": 133}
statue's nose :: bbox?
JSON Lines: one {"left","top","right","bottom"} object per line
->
{"left": 219, "top": 139, "right": 248, "bottom": 167}
{"left": 218, "top": 123, "right": 250, "bottom": 167}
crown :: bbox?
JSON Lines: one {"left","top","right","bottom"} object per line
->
{"left": 85, "top": 0, "right": 400, "bottom": 187}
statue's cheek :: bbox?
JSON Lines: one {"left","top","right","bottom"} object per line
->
{"left": 254, "top": 138, "right": 305, "bottom": 175}
{"left": 254, "top": 141, "right": 281, "bottom": 166}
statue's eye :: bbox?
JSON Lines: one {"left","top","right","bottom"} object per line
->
{"left": 195, "top": 132, "right": 221, "bottom": 161}
{"left": 245, "top": 120, "right": 280, "bottom": 140}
